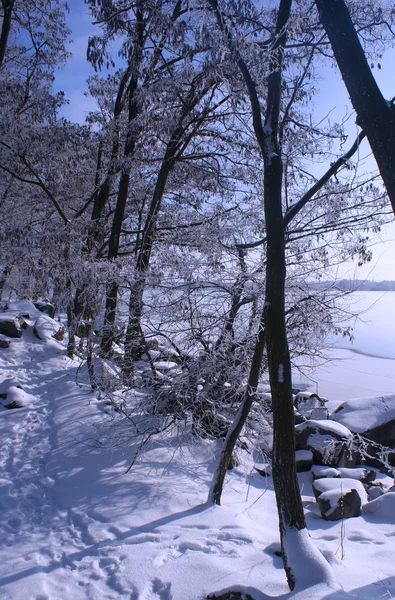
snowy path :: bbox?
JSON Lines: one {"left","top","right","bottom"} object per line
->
{"left": 0, "top": 320, "right": 283, "bottom": 600}
{"left": 2, "top": 308, "right": 395, "bottom": 599}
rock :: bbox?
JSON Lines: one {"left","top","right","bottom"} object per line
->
{"left": 337, "top": 467, "right": 376, "bottom": 484}
{"left": 207, "top": 592, "right": 255, "bottom": 600}
{"left": 33, "top": 301, "right": 56, "bottom": 319}
{"left": 0, "top": 337, "right": 10, "bottom": 348}
{"left": 313, "top": 477, "right": 367, "bottom": 501}
{"left": 332, "top": 394, "right": 395, "bottom": 448}
{"left": 296, "top": 449, "right": 313, "bottom": 472}
{"left": 295, "top": 419, "right": 357, "bottom": 467}
{"left": 359, "top": 439, "right": 395, "bottom": 475}
{"left": 317, "top": 488, "right": 361, "bottom": 521}
{"left": 294, "top": 411, "right": 306, "bottom": 425}
{"left": 0, "top": 385, "right": 35, "bottom": 409}
{"left": 34, "top": 314, "right": 65, "bottom": 342}
{"left": 363, "top": 490, "right": 395, "bottom": 519}
{"left": 313, "top": 477, "right": 367, "bottom": 521}
{"left": 5, "top": 400, "right": 23, "bottom": 409}
{"left": 367, "top": 485, "right": 385, "bottom": 500}
{"left": 311, "top": 465, "right": 341, "bottom": 480}
{"left": 0, "top": 314, "right": 26, "bottom": 338}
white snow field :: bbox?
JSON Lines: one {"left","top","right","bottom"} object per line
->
{"left": 1, "top": 300, "right": 395, "bottom": 599}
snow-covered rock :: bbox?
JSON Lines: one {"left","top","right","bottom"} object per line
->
{"left": 363, "top": 491, "right": 395, "bottom": 519}
{"left": 295, "top": 419, "right": 356, "bottom": 467}
{"left": 0, "top": 313, "right": 27, "bottom": 338}
{"left": 313, "top": 477, "right": 367, "bottom": 521}
{"left": 332, "top": 394, "right": 395, "bottom": 448}
{"left": 296, "top": 449, "right": 313, "bottom": 472}
{"left": 0, "top": 385, "right": 36, "bottom": 409}
{"left": 33, "top": 314, "right": 65, "bottom": 342}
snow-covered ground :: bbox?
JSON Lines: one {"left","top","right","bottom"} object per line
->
{"left": 1, "top": 300, "right": 395, "bottom": 600}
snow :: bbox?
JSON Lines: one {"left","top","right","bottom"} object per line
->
{"left": 295, "top": 449, "right": 313, "bottom": 461}
{"left": 282, "top": 527, "right": 337, "bottom": 591}
{"left": 313, "top": 477, "right": 368, "bottom": 505}
{"left": 331, "top": 394, "right": 395, "bottom": 433}
{"left": 363, "top": 492, "right": 395, "bottom": 519}
{"left": 34, "top": 313, "right": 65, "bottom": 342}
{"left": 295, "top": 419, "right": 353, "bottom": 439}
{"left": 2, "top": 310, "right": 395, "bottom": 599}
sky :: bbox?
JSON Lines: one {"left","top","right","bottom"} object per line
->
{"left": 54, "top": 0, "right": 395, "bottom": 281}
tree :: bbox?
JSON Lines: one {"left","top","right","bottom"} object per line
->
{"left": 315, "top": 0, "right": 395, "bottom": 215}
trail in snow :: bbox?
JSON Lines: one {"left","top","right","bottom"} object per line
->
{"left": 2, "top": 302, "right": 395, "bottom": 600}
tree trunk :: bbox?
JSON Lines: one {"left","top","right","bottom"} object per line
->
{"left": 99, "top": 11, "right": 145, "bottom": 357}
{"left": 208, "top": 0, "right": 310, "bottom": 589}
{"left": 315, "top": 0, "right": 395, "bottom": 215}
{"left": 0, "top": 0, "right": 14, "bottom": 68}
{"left": 209, "top": 311, "right": 266, "bottom": 505}
{"left": 100, "top": 170, "right": 131, "bottom": 357}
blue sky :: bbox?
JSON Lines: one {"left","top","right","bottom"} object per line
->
{"left": 54, "top": 0, "right": 395, "bottom": 280}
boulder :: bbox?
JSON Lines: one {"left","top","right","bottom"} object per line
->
{"left": 358, "top": 439, "right": 395, "bottom": 475}
{"left": 207, "top": 592, "right": 255, "bottom": 600}
{"left": 312, "top": 477, "right": 367, "bottom": 521}
{"left": 0, "top": 337, "right": 11, "bottom": 348}
{"left": 367, "top": 485, "right": 385, "bottom": 501}
{"left": 363, "top": 490, "right": 395, "bottom": 519}
{"left": 337, "top": 467, "right": 376, "bottom": 484}
{"left": 33, "top": 301, "right": 56, "bottom": 319}
{"left": 0, "top": 314, "right": 27, "bottom": 338}
{"left": 295, "top": 419, "right": 357, "bottom": 467}
{"left": 34, "top": 314, "right": 65, "bottom": 342}
{"left": 317, "top": 488, "right": 361, "bottom": 521}
{"left": 332, "top": 394, "right": 395, "bottom": 448}
{"left": 311, "top": 465, "right": 341, "bottom": 480}
{"left": 295, "top": 449, "right": 313, "bottom": 472}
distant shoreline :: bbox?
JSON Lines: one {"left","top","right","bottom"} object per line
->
{"left": 310, "top": 280, "right": 395, "bottom": 292}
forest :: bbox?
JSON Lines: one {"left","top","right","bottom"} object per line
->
{"left": 1, "top": 0, "right": 395, "bottom": 596}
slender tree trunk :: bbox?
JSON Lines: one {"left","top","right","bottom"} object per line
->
{"left": 209, "top": 311, "right": 266, "bottom": 504}
{"left": 0, "top": 266, "right": 10, "bottom": 301}
{"left": 100, "top": 171, "right": 131, "bottom": 357}
{"left": 315, "top": 0, "right": 395, "bottom": 215}
{"left": 208, "top": 0, "right": 309, "bottom": 589}
{"left": 99, "top": 10, "right": 145, "bottom": 358}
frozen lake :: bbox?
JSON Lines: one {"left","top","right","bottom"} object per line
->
{"left": 293, "top": 291, "right": 395, "bottom": 406}
{"left": 329, "top": 291, "right": 395, "bottom": 359}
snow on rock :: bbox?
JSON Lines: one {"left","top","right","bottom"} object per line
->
{"left": 0, "top": 385, "right": 36, "bottom": 409}
{"left": 337, "top": 467, "right": 376, "bottom": 483}
{"left": 33, "top": 313, "right": 65, "bottom": 342}
{"left": 0, "top": 313, "right": 26, "bottom": 338}
{"left": 332, "top": 394, "right": 395, "bottom": 433}
{"left": 303, "top": 419, "right": 353, "bottom": 439}
{"left": 295, "top": 449, "right": 313, "bottom": 472}
{"left": 312, "top": 465, "right": 341, "bottom": 479}
{"left": 313, "top": 477, "right": 368, "bottom": 504}
{"left": 7, "top": 299, "right": 41, "bottom": 317}
{"left": 363, "top": 492, "right": 395, "bottom": 519}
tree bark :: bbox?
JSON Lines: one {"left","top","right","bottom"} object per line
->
{"left": 315, "top": 0, "right": 395, "bottom": 216}
{"left": 208, "top": 0, "right": 307, "bottom": 589}
{"left": 99, "top": 12, "right": 145, "bottom": 357}
{"left": 209, "top": 312, "right": 266, "bottom": 505}
{"left": 0, "top": 0, "right": 14, "bottom": 68}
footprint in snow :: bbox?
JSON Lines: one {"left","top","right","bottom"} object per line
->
{"left": 141, "top": 578, "right": 172, "bottom": 600}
